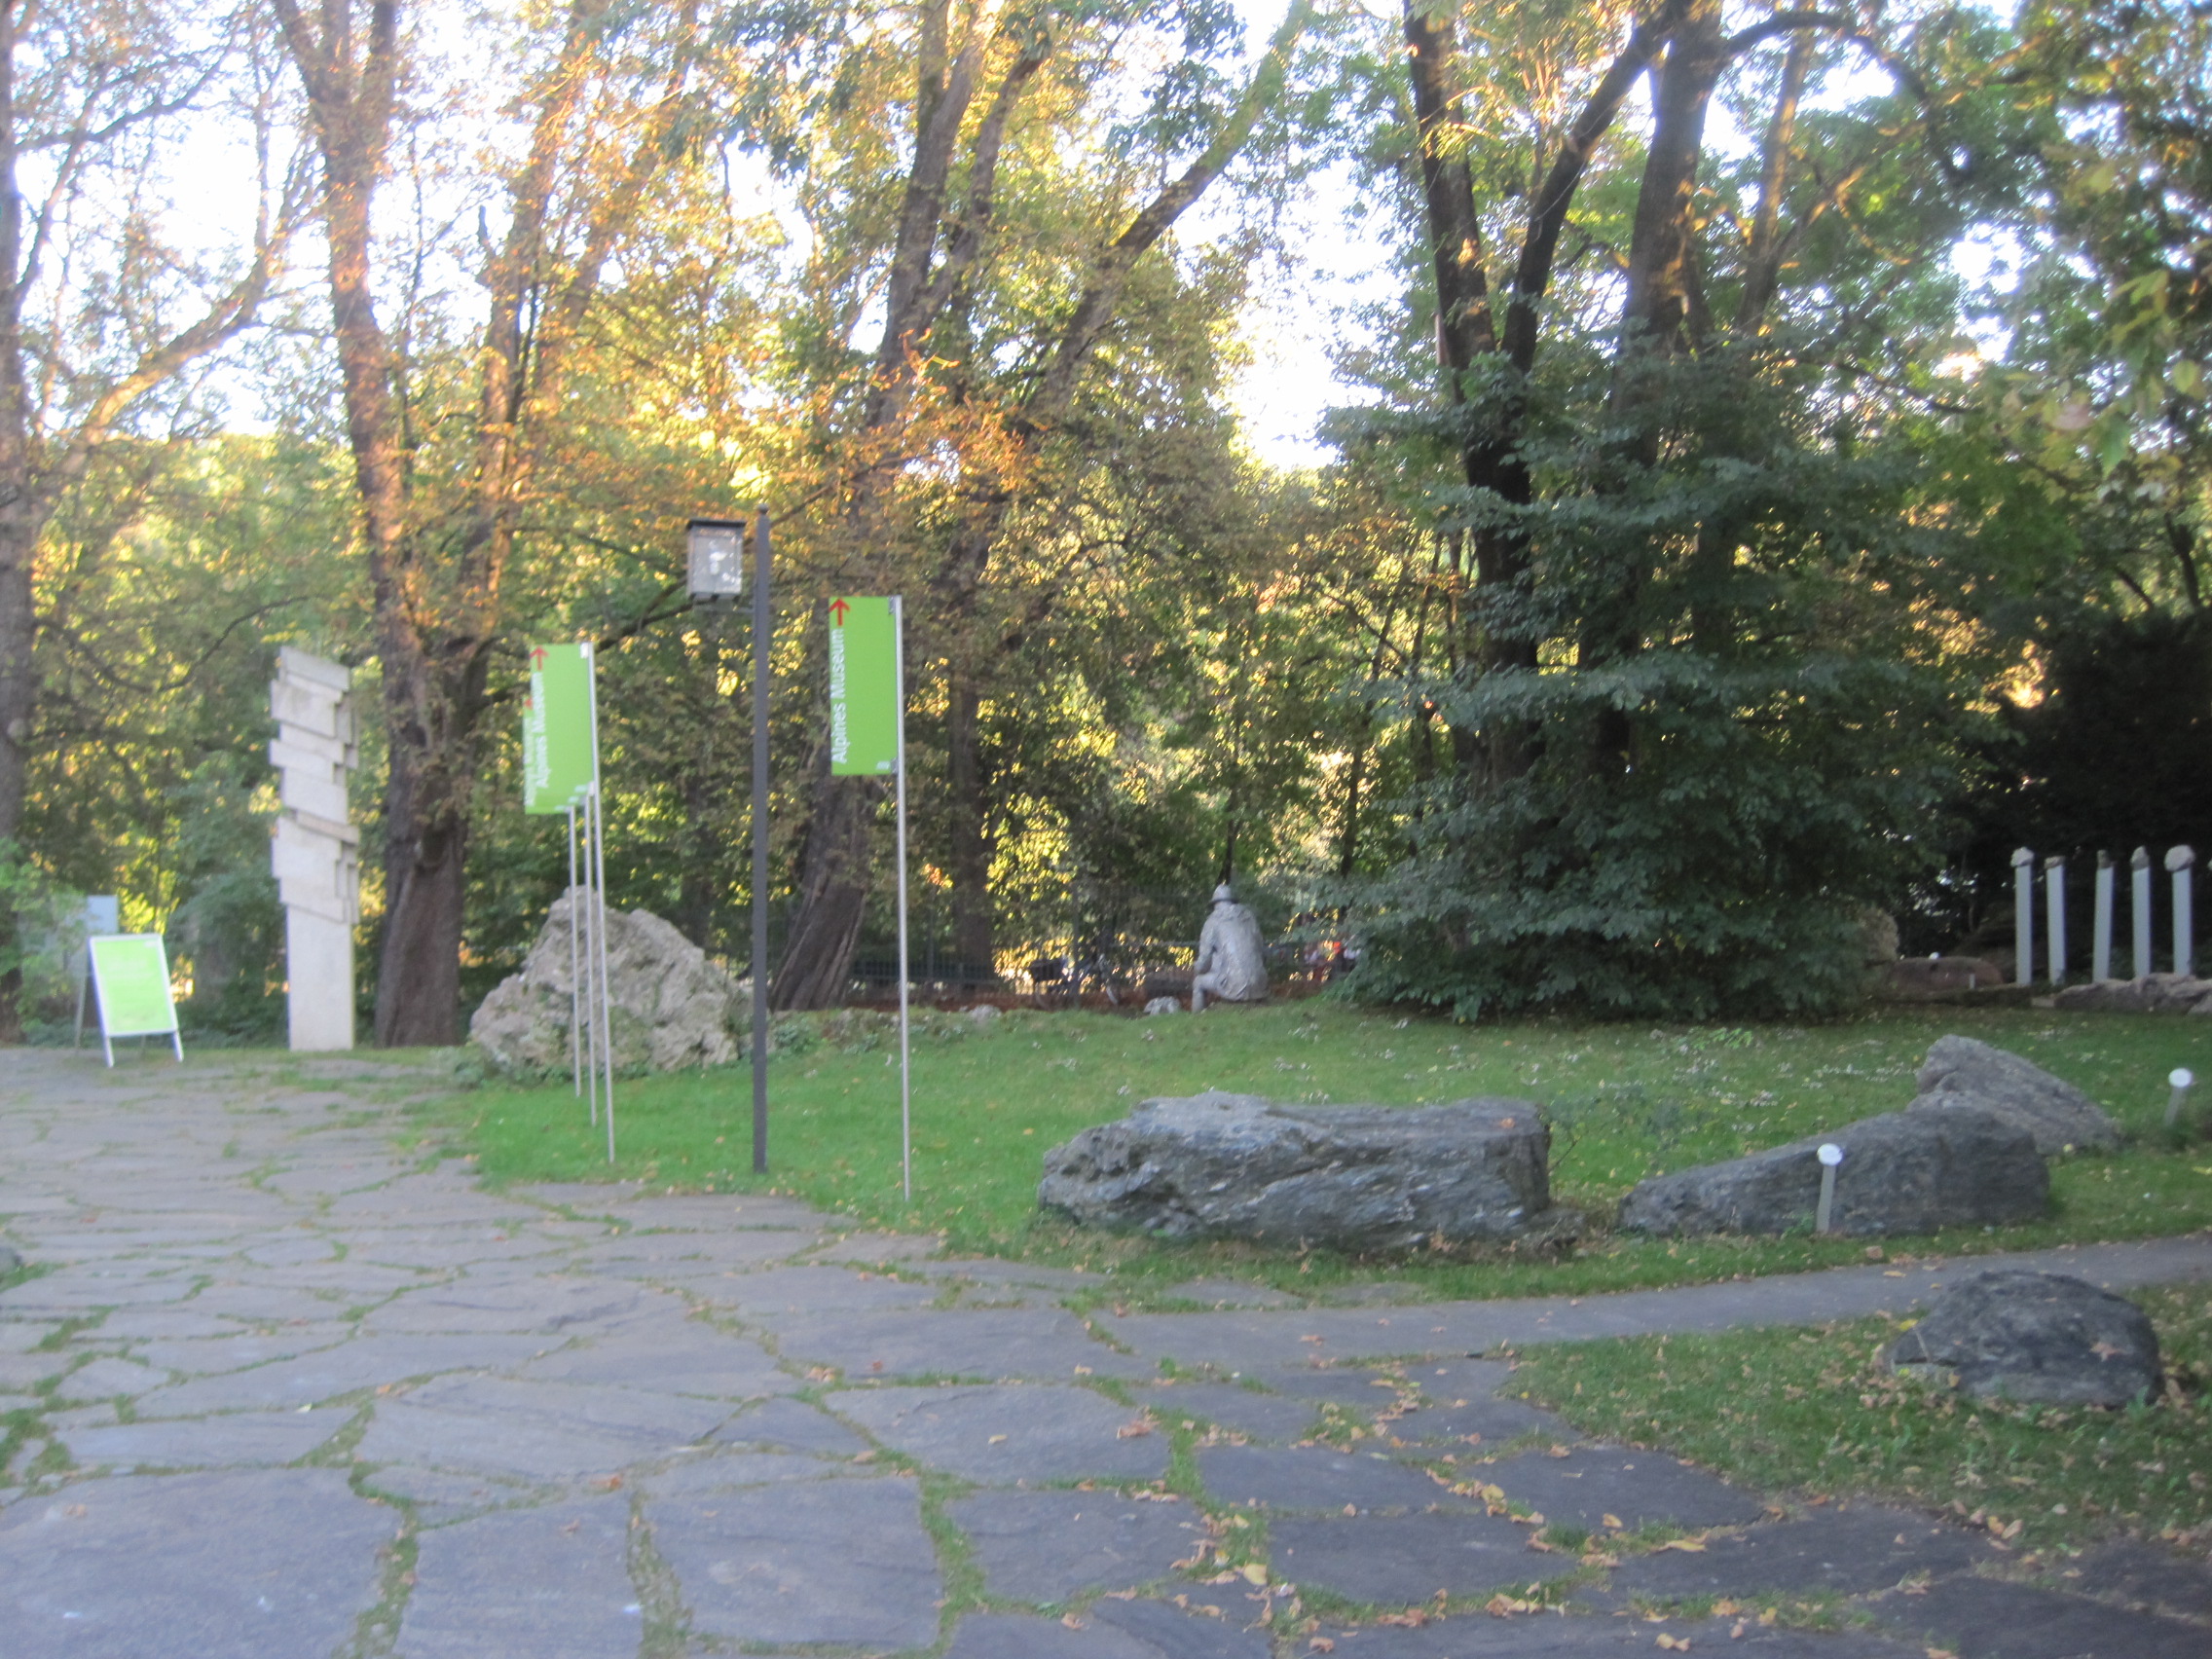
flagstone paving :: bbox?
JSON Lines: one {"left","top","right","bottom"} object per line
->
{"left": 2, "top": 1049, "right": 2210, "bottom": 1657}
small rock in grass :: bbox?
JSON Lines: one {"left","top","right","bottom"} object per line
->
{"left": 0, "top": 1244, "right": 18, "bottom": 1276}
{"left": 1909, "top": 1034, "right": 2121, "bottom": 1154}
{"left": 1884, "top": 1271, "right": 2160, "bottom": 1408}
{"left": 1143, "top": 996, "right": 1181, "bottom": 1015}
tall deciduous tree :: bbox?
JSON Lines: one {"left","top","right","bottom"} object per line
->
{"left": 765, "top": 0, "right": 1316, "bottom": 1008}
{"left": 273, "top": 0, "right": 704, "bottom": 1044}
{"left": 0, "top": 0, "right": 297, "bottom": 1037}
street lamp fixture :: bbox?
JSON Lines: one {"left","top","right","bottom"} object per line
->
{"left": 687, "top": 517, "right": 748, "bottom": 602}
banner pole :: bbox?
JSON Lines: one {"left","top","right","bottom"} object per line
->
{"left": 894, "top": 595, "right": 912, "bottom": 1204}
{"left": 584, "top": 642, "right": 615, "bottom": 1161}
{"left": 582, "top": 803, "right": 599, "bottom": 1127}
{"left": 591, "top": 784, "right": 615, "bottom": 1161}
{"left": 574, "top": 805, "right": 592, "bottom": 1106}
{"left": 751, "top": 510, "right": 772, "bottom": 1174}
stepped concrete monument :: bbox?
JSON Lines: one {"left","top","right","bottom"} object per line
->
{"left": 268, "top": 647, "right": 358, "bottom": 1051}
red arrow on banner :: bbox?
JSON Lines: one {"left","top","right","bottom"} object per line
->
{"left": 830, "top": 598, "right": 851, "bottom": 626}
{"left": 532, "top": 645, "right": 547, "bottom": 667}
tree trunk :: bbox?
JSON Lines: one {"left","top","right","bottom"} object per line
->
{"left": 1737, "top": 30, "right": 1814, "bottom": 332}
{"left": 771, "top": 758, "right": 880, "bottom": 1011}
{"left": 945, "top": 666, "right": 994, "bottom": 977}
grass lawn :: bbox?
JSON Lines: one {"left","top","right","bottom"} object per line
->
{"left": 1508, "top": 1282, "right": 2212, "bottom": 1560}
{"left": 415, "top": 999, "right": 2212, "bottom": 1302}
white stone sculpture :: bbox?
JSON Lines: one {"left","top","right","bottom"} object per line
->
{"left": 269, "top": 647, "right": 358, "bottom": 1051}
{"left": 1190, "top": 883, "right": 1267, "bottom": 1011}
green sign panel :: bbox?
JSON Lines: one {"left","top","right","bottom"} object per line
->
{"left": 524, "top": 642, "right": 597, "bottom": 813}
{"left": 829, "top": 597, "right": 901, "bottom": 776}
{"left": 90, "top": 934, "right": 178, "bottom": 1037}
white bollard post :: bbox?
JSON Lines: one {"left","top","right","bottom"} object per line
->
{"left": 2093, "top": 852, "right": 2115, "bottom": 982}
{"left": 1816, "top": 1143, "right": 1844, "bottom": 1235}
{"left": 2167, "top": 1067, "right": 2195, "bottom": 1131}
{"left": 2169, "top": 845, "right": 2195, "bottom": 978}
{"left": 2045, "top": 855, "right": 2067, "bottom": 986}
{"left": 2133, "top": 846, "right": 2155, "bottom": 977}
{"left": 2011, "top": 847, "right": 2035, "bottom": 987}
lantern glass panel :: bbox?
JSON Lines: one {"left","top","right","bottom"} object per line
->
{"left": 687, "top": 520, "right": 746, "bottom": 598}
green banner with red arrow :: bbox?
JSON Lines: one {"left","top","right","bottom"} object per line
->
{"left": 829, "top": 597, "right": 900, "bottom": 776}
{"left": 524, "top": 642, "right": 597, "bottom": 813}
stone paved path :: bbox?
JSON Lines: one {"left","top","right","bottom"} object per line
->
{"left": 2, "top": 1049, "right": 2209, "bottom": 1658}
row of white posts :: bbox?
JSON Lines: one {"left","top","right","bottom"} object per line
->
{"left": 2011, "top": 844, "right": 2195, "bottom": 988}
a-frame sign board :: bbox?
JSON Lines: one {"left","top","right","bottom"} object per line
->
{"left": 87, "top": 934, "right": 183, "bottom": 1066}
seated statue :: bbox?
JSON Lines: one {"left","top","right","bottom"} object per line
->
{"left": 1192, "top": 883, "right": 1267, "bottom": 1011}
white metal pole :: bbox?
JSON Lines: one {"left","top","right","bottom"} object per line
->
{"left": 894, "top": 595, "right": 912, "bottom": 1205}
{"left": 586, "top": 645, "right": 615, "bottom": 1161}
{"left": 2093, "top": 852, "right": 2114, "bottom": 982}
{"left": 2134, "top": 846, "right": 2155, "bottom": 978}
{"left": 581, "top": 804, "right": 599, "bottom": 1127}
{"left": 2045, "top": 856, "right": 2066, "bottom": 986}
{"left": 2170, "top": 844, "right": 2196, "bottom": 978}
{"left": 574, "top": 805, "right": 592, "bottom": 1106}
{"left": 2011, "top": 847, "right": 2034, "bottom": 987}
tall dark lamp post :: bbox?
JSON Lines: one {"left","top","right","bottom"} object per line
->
{"left": 687, "top": 514, "right": 771, "bottom": 1174}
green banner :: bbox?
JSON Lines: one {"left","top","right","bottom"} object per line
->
{"left": 829, "top": 597, "right": 900, "bottom": 776}
{"left": 90, "top": 935, "right": 178, "bottom": 1037}
{"left": 525, "top": 643, "right": 597, "bottom": 813}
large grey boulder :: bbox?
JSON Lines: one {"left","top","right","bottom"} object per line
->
{"left": 1910, "top": 1034, "right": 2121, "bottom": 1153}
{"left": 1038, "top": 1091, "right": 1551, "bottom": 1252}
{"left": 1618, "top": 1107, "right": 2047, "bottom": 1238}
{"left": 470, "top": 888, "right": 740, "bottom": 1076}
{"left": 1884, "top": 1271, "right": 2160, "bottom": 1407}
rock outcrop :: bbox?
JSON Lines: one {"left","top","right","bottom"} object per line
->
{"left": 1885, "top": 1272, "right": 2160, "bottom": 1407}
{"left": 1039, "top": 1091, "right": 1552, "bottom": 1252}
{"left": 1618, "top": 1107, "right": 2047, "bottom": 1238}
{"left": 470, "top": 888, "right": 740, "bottom": 1076}
{"left": 1909, "top": 1034, "right": 2121, "bottom": 1153}
{"left": 2050, "top": 974, "right": 2212, "bottom": 1015}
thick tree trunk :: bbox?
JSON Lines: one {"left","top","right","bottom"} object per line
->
{"left": 771, "top": 760, "right": 880, "bottom": 1011}
{"left": 372, "top": 643, "right": 491, "bottom": 1047}
{"left": 945, "top": 667, "right": 994, "bottom": 977}
{"left": 374, "top": 726, "right": 469, "bottom": 1047}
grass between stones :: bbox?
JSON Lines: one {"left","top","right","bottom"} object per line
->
{"left": 416, "top": 1002, "right": 2212, "bottom": 1302}
{"left": 1507, "top": 1281, "right": 2212, "bottom": 1556}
